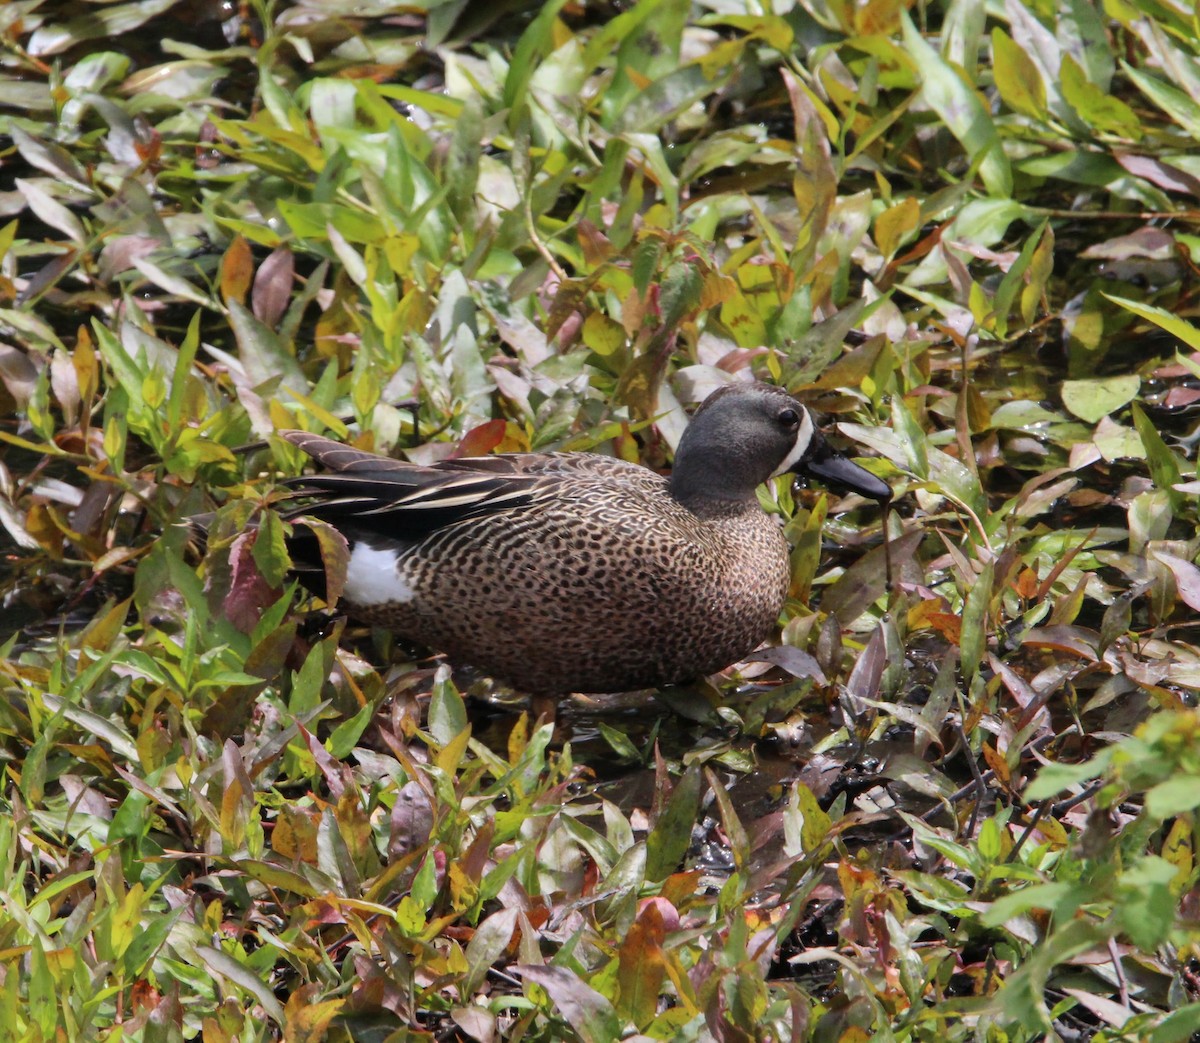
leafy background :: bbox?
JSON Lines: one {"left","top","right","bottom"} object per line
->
{"left": 3, "top": 0, "right": 1200, "bottom": 1039}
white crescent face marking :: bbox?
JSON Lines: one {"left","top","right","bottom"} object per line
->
{"left": 771, "top": 408, "right": 815, "bottom": 477}
{"left": 344, "top": 542, "right": 415, "bottom": 606}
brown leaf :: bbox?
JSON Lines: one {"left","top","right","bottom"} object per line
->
{"left": 273, "top": 806, "right": 320, "bottom": 862}
{"left": 981, "top": 742, "right": 1012, "bottom": 790}
{"left": 1020, "top": 625, "right": 1099, "bottom": 661}
{"left": 576, "top": 218, "right": 613, "bottom": 265}
{"left": 220, "top": 234, "right": 253, "bottom": 305}
{"left": 283, "top": 984, "right": 344, "bottom": 1043}
{"left": 296, "top": 518, "right": 350, "bottom": 607}
{"left": 616, "top": 914, "right": 668, "bottom": 1028}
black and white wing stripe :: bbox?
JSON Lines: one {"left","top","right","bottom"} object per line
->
{"left": 280, "top": 431, "right": 542, "bottom": 539}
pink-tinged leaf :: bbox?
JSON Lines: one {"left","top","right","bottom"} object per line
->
{"left": 223, "top": 531, "right": 280, "bottom": 633}
{"left": 219, "top": 738, "right": 254, "bottom": 848}
{"left": 388, "top": 780, "right": 433, "bottom": 860}
{"left": 16, "top": 177, "right": 86, "bottom": 243}
{"left": 252, "top": 247, "right": 295, "bottom": 328}
{"left": 458, "top": 817, "right": 495, "bottom": 885}
{"left": 464, "top": 908, "right": 520, "bottom": 997}
{"left": 989, "top": 653, "right": 1050, "bottom": 732}
{"left": 517, "top": 965, "right": 621, "bottom": 1043}
{"left": 1080, "top": 226, "right": 1175, "bottom": 261}
{"left": 635, "top": 897, "right": 680, "bottom": 935}
{"left": 49, "top": 348, "right": 80, "bottom": 425}
{"left": 451, "top": 1006, "right": 497, "bottom": 1043}
{"left": 745, "top": 645, "right": 827, "bottom": 684}
{"left": 1153, "top": 551, "right": 1200, "bottom": 612}
{"left": 100, "top": 233, "right": 162, "bottom": 278}
{"left": 1164, "top": 386, "right": 1200, "bottom": 409}
{"left": 0, "top": 343, "right": 40, "bottom": 406}
{"left": 845, "top": 621, "right": 886, "bottom": 705}
{"left": 1059, "top": 989, "right": 1135, "bottom": 1030}
{"left": 298, "top": 723, "right": 346, "bottom": 800}
{"left": 823, "top": 530, "right": 922, "bottom": 625}
{"left": 1115, "top": 154, "right": 1200, "bottom": 198}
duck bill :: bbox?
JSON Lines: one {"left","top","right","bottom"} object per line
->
{"left": 796, "top": 435, "right": 892, "bottom": 505}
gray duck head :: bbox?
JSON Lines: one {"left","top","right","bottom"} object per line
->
{"left": 668, "top": 382, "right": 892, "bottom": 506}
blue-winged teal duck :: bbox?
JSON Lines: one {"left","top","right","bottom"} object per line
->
{"left": 281, "top": 382, "right": 890, "bottom": 696}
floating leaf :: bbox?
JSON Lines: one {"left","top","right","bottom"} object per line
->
{"left": 1061, "top": 374, "right": 1140, "bottom": 423}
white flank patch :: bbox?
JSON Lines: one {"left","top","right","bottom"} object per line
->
{"left": 771, "top": 408, "right": 815, "bottom": 476}
{"left": 344, "top": 542, "right": 415, "bottom": 606}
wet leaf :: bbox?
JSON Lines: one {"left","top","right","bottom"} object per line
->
{"left": 646, "top": 765, "right": 702, "bottom": 882}
{"left": 1061, "top": 375, "right": 1140, "bottom": 423}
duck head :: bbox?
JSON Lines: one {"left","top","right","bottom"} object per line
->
{"left": 668, "top": 382, "right": 892, "bottom": 507}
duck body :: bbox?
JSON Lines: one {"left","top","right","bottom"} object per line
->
{"left": 282, "top": 383, "right": 890, "bottom": 696}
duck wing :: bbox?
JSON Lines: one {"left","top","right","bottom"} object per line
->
{"left": 280, "top": 431, "right": 543, "bottom": 540}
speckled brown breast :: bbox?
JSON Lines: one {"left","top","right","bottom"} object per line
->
{"left": 341, "top": 474, "right": 791, "bottom": 696}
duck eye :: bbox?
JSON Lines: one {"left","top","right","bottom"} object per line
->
{"left": 778, "top": 407, "right": 800, "bottom": 428}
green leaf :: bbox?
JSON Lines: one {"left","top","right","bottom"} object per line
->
{"left": 902, "top": 11, "right": 1011, "bottom": 197}
{"left": 428, "top": 672, "right": 468, "bottom": 748}
{"left": 1151, "top": 1004, "right": 1200, "bottom": 1043}
{"left": 251, "top": 510, "right": 290, "bottom": 588}
{"left": 1132, "top": 403, "right": 1184, "bottom": 511}
{"left": 197, "top": 945, "right": 285, "bottom": 1024}
{"left": 645, "top": 765, "right": 702, "bottom": 882}
{"left": 1146, "top": 776, "right": 1200, "bottom": 819}
{"left": 1118, "top": 856, "right": 1177, "bottom": 950}
{"left": 1124, "top": 61, "right": 1200, "bottom": 138}
{"left": 501, "top": 0, "right": 571, "bottom": 121}
{"left": 992, "top": 28, "right": 1047, "bottom": 119}
{"left": 959, "top": 559, "right": 993, "bottom": 682}
{"left": 1025, "top": 750, "right": 1113, "bottom": 801}
{"left": 1061, "top": 53, "right": 1139, "bottom": 135}
{"left": 1060, "top": 375, "right": 1140, "bottom": 423}
{"left": 1104, "top": 293, "right": 1200, "bottom": 352}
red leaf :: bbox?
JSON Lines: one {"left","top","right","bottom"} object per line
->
{"left": 452, "top": 418, "right": 506, "bottom": 458}
{"left": 222, "top": 531, "right": 279, "bottom": 633}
